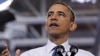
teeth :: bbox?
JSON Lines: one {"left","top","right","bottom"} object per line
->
{"left": 49, "top": 23, "right": 58, "bottom": 27}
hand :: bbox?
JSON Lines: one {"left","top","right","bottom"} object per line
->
{"left": 1, "top": 44, "right": 10, "bottom": 56}
{"left": 15, "top": 49, "right": 21, "bottom": 56}
{"left": 1, "top": 44, "right": 21, "bottom": 56}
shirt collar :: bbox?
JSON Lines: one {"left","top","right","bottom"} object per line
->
{"left": 46, "top": 39, "right": 70, "bottom": 54}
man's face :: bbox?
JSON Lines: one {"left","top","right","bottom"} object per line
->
{"left": 45, "top": 4, "right": 72, "bottom": 35}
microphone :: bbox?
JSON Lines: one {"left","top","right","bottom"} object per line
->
{"left": 70, "top": 45, "right": 78, "bottom": 56}
{"left": 55, "top": 45, "right": 78, "bottom": 56}
{"left": 56, "top": 45, "right": 65, "bottom": 56}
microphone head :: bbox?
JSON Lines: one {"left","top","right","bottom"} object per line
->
{"left": 56, "top": 45, "right": 65, "bottom": 56}
{"left": 56, "top": 45, "right": 65, "bottom": 53}
{"left": 70, "top": 45, "right": 78, "bottom": 54}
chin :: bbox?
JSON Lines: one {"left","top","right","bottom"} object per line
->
{"left": 48, "top": 31, "right": 60, "bottom": 35}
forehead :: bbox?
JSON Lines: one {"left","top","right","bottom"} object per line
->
{"left": 48, "top": 4, "right": 70, "bottom": 13}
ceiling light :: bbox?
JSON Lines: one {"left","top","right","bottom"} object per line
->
{"left": 71, "top": 0, "right": 96, "bottom": 4}
{"left": 0, "top": 0, "right": 13, "bottom": 11}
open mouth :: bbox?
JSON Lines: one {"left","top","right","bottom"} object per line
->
{"left": 49, "top": 23, "right": 59, "bottom": 27}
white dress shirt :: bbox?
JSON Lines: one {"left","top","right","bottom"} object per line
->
{"left": 20, "top": 40, "right": 94, "bottom": 56}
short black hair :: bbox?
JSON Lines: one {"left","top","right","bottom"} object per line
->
{"left": 50, "top": 1, "right": 75, "bottom": 22}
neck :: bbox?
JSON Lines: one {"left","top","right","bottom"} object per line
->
{"left": 48, "top": 34, "right": 68, "bottom": 45}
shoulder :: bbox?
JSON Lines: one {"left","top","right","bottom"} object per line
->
{"left": 20, "top": 46, "right": 45, "bottom": 56}
{"left": 76, "top": 49, "right": 94, "bottom": 56}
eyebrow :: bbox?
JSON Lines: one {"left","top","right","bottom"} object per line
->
{"left": 57, "top": 11, "right": 65, "bottom": 15}
{"left": 48, "top": 11, "right": 54, "bottom": 14}
{"left": 48, "top": 11, "right": 65, "bottom": 14}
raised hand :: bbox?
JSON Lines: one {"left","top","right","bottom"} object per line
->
{"left": 1, "top": 44, "right": 10, "bottom": 56}
{"left": 1, "top": 44, "right": 21, "bottom": 56}
{"left": 15, "top": 49, "right": 21, "bottom": 56}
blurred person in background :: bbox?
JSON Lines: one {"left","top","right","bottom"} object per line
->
{"left": 1, "top": 1, "right": 94, "bottom": 56}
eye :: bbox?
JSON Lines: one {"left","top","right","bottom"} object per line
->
{"left": 47, "top": 11, "right": 54, "bottom": 17}
{"left": 59, "top": 13, "right": 64, "bottom": 16}
{"left": 58, "top": 11, "right": 65, "bottom": 17}
{"left": 48, "top": 13, "right": 52, "bottom": 17}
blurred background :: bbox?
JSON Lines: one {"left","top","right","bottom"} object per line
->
{"left": 0, "top": 0, "right": 100, "bottom": 56}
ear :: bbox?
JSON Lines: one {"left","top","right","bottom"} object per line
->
{"left": 70, "top": 22, "right": 77, "bottom": 31}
